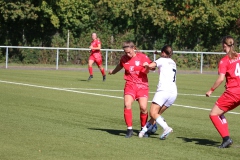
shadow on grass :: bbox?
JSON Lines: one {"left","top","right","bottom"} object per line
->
{"left": 89, "top": 128, "right": 159, "bottom": 138}
{"left": 177, "top": 137, "right": 219, "bottom": 146}
{"left": 88, "top": 128, "right": 139, "bottom": 137}
{"left": 79, "top": 79, "right": 88, "bottom": 81}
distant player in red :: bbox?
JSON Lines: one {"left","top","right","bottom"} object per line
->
{"left": 108, "top": 41, "right": 152, "bottom": 138}
{"left": 206, "top": 35, "right": 240, "bottom": 148}
{"left": 88, "top": 33, "right": 106, "bottom": 81}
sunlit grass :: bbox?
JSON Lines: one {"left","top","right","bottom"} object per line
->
{"left": 0, "top": 68, "right": 239, "bottom": 160}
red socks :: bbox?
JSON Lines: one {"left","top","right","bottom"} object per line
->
{"left": 140, "top": 112, "right": 148, "bottom": 128}
{"left": 124, "top": 109, "right": 132, "bottom": 127}
{"left": 88, "top": 67, "right": 93, "bottom": 75}
{"left": 100, "top": 68, "right": 105, "bottom": 76}
{"left": 210, "top": 115, "right": 229, "bottom": 138}
{"left": 89, "top": 67, "right": 105, "bottom": 76}
{"left": 124, "top": 109, "right": 148, "bottom": 128}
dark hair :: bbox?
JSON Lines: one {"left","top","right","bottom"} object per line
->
{"left": 222, "top": 35, "right": 237, "bottom": 59}
{"left": 161, "top": 45, "right": 173, "bottom": 57}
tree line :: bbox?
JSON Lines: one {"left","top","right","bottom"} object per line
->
{"left": 0, "top": 0, "right": 240, "bottom": 68}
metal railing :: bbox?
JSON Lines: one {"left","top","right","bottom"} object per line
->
{"left": 0, "top": 46, "right": 225, "bottom": 73}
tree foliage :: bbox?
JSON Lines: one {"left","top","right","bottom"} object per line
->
{"left": 0, "top": 0, "right": 240, "bottom": 67}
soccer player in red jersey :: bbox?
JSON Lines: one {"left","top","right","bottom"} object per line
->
{"left": 88, "top": 33, "right": 106, "bottom": 81}
{"left": 108, "top": 41, "right": 152, "bottom": 138}
{"left": 206, "top": 35, "right": 240, "bottom": 148}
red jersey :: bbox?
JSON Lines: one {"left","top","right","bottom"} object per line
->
{"left": 218, "top": 54, "right": 240, "bottom": 92}
{"left": 90, "top": 39, "right": 101, "bottom": 54}
{"left": 120, "top": 52, "right": 152, "bottom": 88}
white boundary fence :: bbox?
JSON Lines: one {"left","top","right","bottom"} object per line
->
{"left": 0, "top": 46, "right": 225, "bottom": 73}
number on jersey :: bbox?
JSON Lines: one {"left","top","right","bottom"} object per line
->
{"left": 235, "top": 63, "right": 240, "bottom": 77}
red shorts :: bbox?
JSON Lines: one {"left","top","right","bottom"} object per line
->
{"left": 124, "top": 82, "right": 149, "bottom": 100}
{"left": 216, "top": 90, "right": 240, "bottom": 112}
{"left": 89, "top": 53, "right": 102, "bottom": 66}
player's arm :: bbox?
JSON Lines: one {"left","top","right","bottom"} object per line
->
{"left": 89, "top": 42, "right": 101, "bottom": 50}
{"left": 144, "top": 62, "right": 157, "bottom": 71}
{"left": 141, "top": 62, "right": 156, "bottom": 74}
{"left": 90, "top": 44, "right": 101, "bottom": 50}
{"left": 108, "top": 63, "right": 123, "bottom": 75}
{"left": 148, "top": 62, "right": 157, "bottom": 70}
{"left": 206, "top": 73, "right": 225, "bottom": 97}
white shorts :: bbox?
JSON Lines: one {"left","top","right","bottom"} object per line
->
{"left": 152, "top": 91, "right": 177, "bottom": 108}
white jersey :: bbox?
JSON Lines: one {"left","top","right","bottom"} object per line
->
{"left": 155, "top": 57, "right": 177, "bottom": 93}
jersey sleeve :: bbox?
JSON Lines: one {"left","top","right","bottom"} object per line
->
{"left": 218, "top": 58, "right": 228, "bottom": 75}
{"left": 155, "top": 58, "right": 163, "bottom": 68}
{"left": 143, "top": 54, "right": 152, "bottom": 64}
{"left": 97, "top": 40, "right": 101, "bottom": 45}
{"left": 139, "top": 53, "right": 152, "bottom": 73}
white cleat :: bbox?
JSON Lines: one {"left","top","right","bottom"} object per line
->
{"left": 138, "top": 131, "right": 145, "bottom": 138}
{"left": 160, "top": 127, "right": 173, "bottom": 140}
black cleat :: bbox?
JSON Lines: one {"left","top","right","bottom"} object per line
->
{"left": 103, "top": 75, "right": 106, "bottom": 82}
{"left": 125, "top": 129, "right": 133, "bottom": 138}
{"left": 88, "top": 75, "right": 93, "bottom": 81}
{"left": 218, "top": 138, "right": 233, "bottom": 148}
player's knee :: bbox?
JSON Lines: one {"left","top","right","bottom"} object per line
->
{"left": 140, "top": 108, "right": 147, "bottom": 114}
{"left": 124, "top": 103, "right": 132, "bottom": 109}
{"left": 150, "top": 112, "right": 158, "bottom": 119}
{"left": 97, "top": 64, "right": 103, "bottom": 69}
{"left": 88, "top": 63, "right": 93, "bottom": 67}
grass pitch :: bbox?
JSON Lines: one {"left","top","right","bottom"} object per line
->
{"left": 0, "top": 68, "right": 239, "bottom": 160}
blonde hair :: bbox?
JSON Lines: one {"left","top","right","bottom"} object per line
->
{"left": 222, "top": 35, "right": 238, "bottom": 59}
{"left": 122, "top": 41, "right": 135, "bottom": 49}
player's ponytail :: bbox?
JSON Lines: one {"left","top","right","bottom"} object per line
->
{"left": 222, "top": 36, "right": 238, "bottom": 59}
{"left": 161, "top": 45, "right": 173, "bottom": 58}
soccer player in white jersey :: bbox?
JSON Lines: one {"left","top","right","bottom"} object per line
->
{"left": 139, "top": 45, "right": 177, "bottom": 140}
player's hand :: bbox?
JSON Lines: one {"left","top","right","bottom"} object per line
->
{"left": 143, "top": 62, "right": 149, "bottom": 67}
{"left": 108, "top": 70, "right": 113, "bottom": 75}
{"left": 206, "top": 90, "right": 212, "bottom": 97}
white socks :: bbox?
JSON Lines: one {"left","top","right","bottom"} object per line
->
{"left": 156, "top": 116, "right": 168, "bottom": 130}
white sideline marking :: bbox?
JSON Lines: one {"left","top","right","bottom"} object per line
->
{"left": 65, "top": 88, "right": 123, "bottom": 92}
{"left": 64, "top": 88, "right": 219, "bottom": 98}
{"left": 1, "top": 80, "right": 239, "bottom": 115}
{"left": 0, "top": 80, "right": 122, "bottom": 99}
{"left": 173, "top": 104, "right": 240, "bottom": 115}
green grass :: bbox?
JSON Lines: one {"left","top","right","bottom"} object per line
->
{"left": 0, "top": 68, "right": 239, "bottom": 160}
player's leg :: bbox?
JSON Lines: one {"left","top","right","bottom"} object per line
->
{"left": 139, "top": 91, "right": 162, "bottom": 138}
{"left": 137, "top": 97, "right": 149, "bottom": 137}
{"left": 153, "top": 91, "right": 176, "bottom": 139}
{"left": 158, "top": 92, "right": 177, "bottom": 139}
{"left": 96, "top": 58, "right": 106, "bottom": 81}
{"left": 88, "top": 58, "right": 94, "bottom": 81}
{"left": 124, "top": 94, "right": 135, "bottom": 138}
{"left": 138, "top": 102, "right": 157, "bottom": 138}
{"left": 135, "top": 87, "right": 149, "bottom": 137}
{"left": 210, "top": 104, "right": 232, "bottom": 148}
{"left": 209, "top": 92, "right": 236, "bottom": 148}
{"left": 138, "top": 97, "right": 148, "bottom": 128}
{"left": 157, "top": 105, "right": 173, "bottom": 140}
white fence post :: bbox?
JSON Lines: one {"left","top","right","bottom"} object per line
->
{"left": 5, "top": 47, "right": 8, "bottom": 69}
{"left": 105, "top": 50, "right": 108, "bottom": 71}
{"left": 56, "top": 49, "right": 59, "bottom": 70}
{"left": 200, "top": 53, "right": 203, "bottom": 74}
